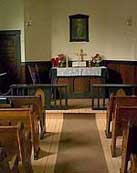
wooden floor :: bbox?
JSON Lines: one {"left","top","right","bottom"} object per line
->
{"left": 32, "top": 99, "right": 122, "bottom": 173}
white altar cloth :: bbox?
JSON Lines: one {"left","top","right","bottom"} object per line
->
{"left": 55, "top": 66, "right": 107, "bottom": 77}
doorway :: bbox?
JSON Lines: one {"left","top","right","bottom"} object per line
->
{"left": 0, "top": 30, "right": 21, "bottom": 92}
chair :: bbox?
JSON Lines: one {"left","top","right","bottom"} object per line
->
{"left": 27, "top": 64, "right": 40, "bottom": 84}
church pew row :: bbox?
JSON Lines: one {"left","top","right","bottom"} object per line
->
{"left": 111, "top": 104, "right": 137, "bottom": 157}
{"left": 90, "top": 84, "right": 137, "bottom": 110}
{"left": 105, "top": 95, "right": 137, "bottom": 139}
{"left": 0, "top": 95, "right": 46, "bottom": 139}
{"left": 9, "top": 84, "right": 68, "bottom": 110}
{"left": 112, "top": 106, "right": 137, "bottom": 173}
{"left": 105, "top": 88, "right": 126, "bottom": 138}
{"left": 121, "top": 124, "right": 137, "bottom": 173}
{"left": 0, "top": 107, "right": 40, "bottom": 160}
{"left": 0, "top": 122, "right": 33, "bottom": 173}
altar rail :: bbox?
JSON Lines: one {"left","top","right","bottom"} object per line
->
{"left": 91, "top": 84, "right": 137, "bottom": 110}
{"left": 9, "top": 84, "right": 68, "bottom": 110}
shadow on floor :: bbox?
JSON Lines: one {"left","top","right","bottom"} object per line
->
{"left": 38, "top": 149, "right": 53, "bottom": 159}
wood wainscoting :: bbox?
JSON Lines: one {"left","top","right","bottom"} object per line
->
{"left": 104, "top": 60, "right": 137, "bottom": 84}
{"left": 21, "top": 60, "right": 137, "bottom": 86}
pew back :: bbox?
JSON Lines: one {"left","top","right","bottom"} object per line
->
{"left": 105, "top": 96, "right": 137, "bottom": 138}
{"left": 0, "top": 123, "right": 33, "bottom": 173}
{"left": 108, "top": 89, "right": 126, "bottom": 115}
{"left": 0, "top": 95, "right": 45, "bottom": 138}
{"left": 115, "top": 105, "right": 137, "bottom": 123}
{"left": 0, "top": 107, "right": 32, "bottom": 130}
{"left": 8, "top": 95, "right": 44, "bottom": 134}
{"left": 0, "top": 123, "right": 25, "bottom": 161}
{"left": 11, "top": 96, "right": 41, "bottom": 112}
{"left": 0, "top": 96, "right": 42, "bottom": 115}
{"left": 111, "top": 105, "right": 137, "bottom": 157}
{"left": 112, "top": 96, "right": 137, "bottom": 114}
{"left": 0, "top": 107, "right": 40, "bottom": 160}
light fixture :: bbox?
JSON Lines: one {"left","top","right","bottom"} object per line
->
{"left": 25, "top": 20, "right": 32, "bottom": 27}
{"left": 126, "top": 16, "right": 133, "bottom": 26}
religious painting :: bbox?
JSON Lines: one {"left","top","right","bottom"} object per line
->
{"left": 69, "top": 14, "right": 89, "bottom": 42}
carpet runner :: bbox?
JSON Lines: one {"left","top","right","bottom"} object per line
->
{"left": 54, "top": 113, "right": 109, "bottom": 173}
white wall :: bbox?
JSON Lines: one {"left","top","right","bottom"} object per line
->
{"left": 51, "top": 0, "right": 137, "bottom": 61}
{"left": 0, "top": 0, "right": 137, "bottom": 62}
{"left": 0, "top": 0, "right": 25, "bottom": 62}
{"left": 24, "top": 0, "right": 51, "bottom": 61}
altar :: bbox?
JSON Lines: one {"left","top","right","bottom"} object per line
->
{"left": 50, "top": 66, "right": 108, "bottom": 98}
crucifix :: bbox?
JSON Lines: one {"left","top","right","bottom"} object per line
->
{"left": 76, "top": 49, "right": 87, "bottom": 61}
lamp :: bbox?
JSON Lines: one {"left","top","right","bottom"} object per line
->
{"left": 25, "top": 20, "right": 32, "bottom": 27}
{"left": 126, "top": 16, "right": 133, "bottom": 26}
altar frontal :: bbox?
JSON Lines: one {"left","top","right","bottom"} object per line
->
{"left": 51, "top": 66, "right": 108, "bottom": 98}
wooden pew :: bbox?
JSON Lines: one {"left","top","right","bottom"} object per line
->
{"left": 111, "top": 104, "right": 137, "bottom": 157}
{"left": 121, "top": 124, "right": 137, "bottom": 173}
{"left": 10, "top": 84, "right": 68, "bottom": 110}
{"left": 2, "top": 95, "right": 46, "bottom": 139}
{"left": 91, "top": 84, "right": 137, "bottom": 110}
{"left": 0, "top": 147, "right": 19, "bottom": 173}
{"left": 111, "top": 106, "right": 137, "bottom": 173}
{"left": 35, "top": 89, "right": 45, "bottom": 138}
{"left": 0, "top": 107, "right": 40, "bottom": 160}
{"left": 105, "top": 95, "right": 137, "bottom": 138}
{"left": 0, "top": 122, "right": 33, "bottom": 173}
{"left": 105, "top": 93, "right": 115, "bottom": 138}
{"left": 105, "top": 89, "right": 126, "bottom": 138}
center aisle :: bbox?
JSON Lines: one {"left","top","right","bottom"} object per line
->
{"left": 54, "top": 113, "right": 109, "bottom": 173}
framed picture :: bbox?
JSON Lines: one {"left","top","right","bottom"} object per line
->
{"left": 69, "top": 14, "right": 89, "bottom": 42}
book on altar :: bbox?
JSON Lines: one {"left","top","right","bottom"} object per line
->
{"left": 72, "top": 61, "right": 86, "bottom": 67}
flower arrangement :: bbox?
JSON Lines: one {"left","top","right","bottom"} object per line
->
{"left": 58, "top": 54, "right": 66, "bottom": 67}
{"left": 91, "top": 53, "right": 103, "bottom": 67}
{"left": 51, "top": 54, "right": 66, "bottom": 67}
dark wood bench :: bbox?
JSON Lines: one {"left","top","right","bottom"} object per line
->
{"left": 0, "top": 122, "right": 33, "bottom": 173}
{"left": 0, "top": 107, "right": 40, "bottom": 160}
{"left": 10, "top": 84, "right": 68, "bottom": 110}
{"left": 105, "top": 95, "right": 137, "bottom": 138}
{"left": 111, "top": 106, "right": 137, "bottom": 173}
{"left": 0, "top": 95, "right": 45, "bottom": 139}
{"left": 111, "top": 105, "right": 137, "bottom": 157}
{"left": 121, "top": 124, "right": 137, "bottom": 173}
{"left": 91, "top": 84, "right": 137, "bottom": 110}
{"left": 105, "top": 88, "right": 126, "bottom": 137}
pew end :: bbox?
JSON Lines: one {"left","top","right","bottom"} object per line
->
{"left": 0, "top": 122, "right": 33, "bottom": 173}
{"left": 0, "top": 106, "right": 40, "bottom": 160}
{"left": 0, "top": 147, "right": 19, "bottom": 173}
{"left": 105, "top": 89, "right": 126, "bottom": 138}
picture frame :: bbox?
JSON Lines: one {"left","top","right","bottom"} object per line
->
{"left": 69, "top": 14, "right": 89, "bottom": 42}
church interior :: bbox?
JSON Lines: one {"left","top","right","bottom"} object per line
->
{"left": 0, "top": 0, "right": 137, "bottom": 173}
